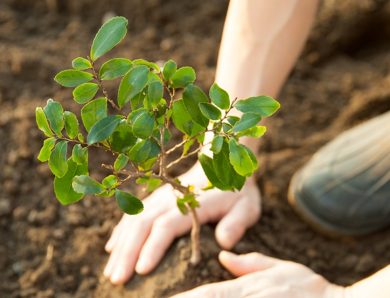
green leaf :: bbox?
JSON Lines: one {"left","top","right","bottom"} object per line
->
{"left": 162, "top": 59, "right": 177, "bottom": 81}
{"left": 176, "top": 193, "right": 199, "bottom": 215}
{"left": 183, "top": 84, "right": 209, "bottom": 127}
{"left": 117, "top": 65, "right": 149, "bottom": 108}
{"left": 115, "top": 189, "right": 144, "bottom": 215}
{"left": 81, "top": 98, "right": 107, "bottom": 132}
{"left": 128, "top": 109, "right": 155, "bottom": 139}
{"left": 54, "top": 159, "right": 88, "bottom": 205}
{"left": 72, "top": 82, "right": 99, "bottom": 104}
{"left": 228, "top": 139, "right": 255, "bottom": 177}
{"left": 49, "top": 141, "right": 68, "bottom": 178}
{"left": 133, "top": 59, "right": 160, "bottom": 72}
{"left": 72, "top": 175, "right": 105, "bottom": 195}
{"left": 235, "top": 96, "right": 280, "bottom": 117}
{"left": 72, "top": 57, "right": 92, "bottom": 70}
{"left": 54, "top": 70, "right": 93, "bottom": 87}
{"left": 64, "top": 111, "right": 79, "bottom": 139}
{"left": 232, "top": 113, "right": 262, "bottom": 133}
{"left": 209, "top": 83, "right": 230, "bottom": 110}
{"left": 210, "top": 135, "right": 223, "bottom": 154}
{"left": 37, "top": 137, "right": 56, "bottom": 162}
{"left": 90, "top": 16, "right": 128, "bottom": 61}
{"left": 198, "top": 154, "right": 227, "bottom": 190}
{"left": 71, "top": 144, "right": 88, "bottom": 165}
{"left": 128, "top": 139, "right": 160, "bottom": 163}
{"left": 237, "top": 125, "right": 267, "bottom": 138}
{"left": 110, "top": 122, "right": 137, "bottom": 153}
{"left": 36, "top": 107, "right": 53, "bottom": 137}
{"left": 87, "top": 115, "right": 122, "bottom": 145}
{"left": 170, "top": 66, "right": 196, "bottom": 88}
{"left": 102, "top": 175, "right": 118, "bottom": 189}
{"left": 114, "top": 153, "right": 129, "bottom": 171}
{"left": 99, "top": 58, "right": 132, "bottom": 80}
{"left": 199, "top": 102, "right": 221, "bottom": 120}
{"left": 136, "top": 177, "right": 162, "bottom": 192}
{"left": 43, "top": 99, "right": 64, "bottom": 136}
{"left": 171, "top": 99, "right": 204, "bottom": 137}
{"left": 147, "top": 81, "right": 163, "bottom": 108}
{"left": 226, "top": 116, "right": 240, "bottom": 126}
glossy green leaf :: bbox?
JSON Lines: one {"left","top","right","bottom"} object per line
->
{"left": 72, "top": 175, "right": 105, "bottom": 195}
{"left": 209, "top": 83, "right": 230, "bottom": 110}
{"left": 54, "top": 159, "right": 88, "bottom": 205}
{"left": 133, "top": 59, "right": 160, "bottom": 72}
{"left": 232, "top": 113, "right": 262, "bottom": 133}
{"left": 90, "top": 16, "right": 128, "bottom": 61}
{"left": 237, "top": 125, "right": 267, "bottom": 138}
{"left": 198, "top": 154, "right": 227, "bottom": 190}
{"left": 114, "top": 153, "right": 129, "bottom": 171}
{"left": 226, "top": 116, "right": 240, "bottom": 126}
{"left": 235, "top": 96, "right": 280, "bottom": 117}
{"left": 64, "top": 111, "right": 79, "bottom": 139}
{"left": 228, "top": 139, "right": 255, "bottom": 176}
{"left": 110, "top": 122, "right": 137, "bottom": 153}
{"left": 87, "top": 115, "right": 122, "bottom": 145}
{"left": 72, "top": 57, "right": 92, "bottom": 70}
{"left": 72, "top": 82, "right": 99, "bottom": 104}
{"left": 115, "top": 189, "right": 144, "bottom": 215}
{"left": 210, "top": 135, "right": 223, "bottom": 154}
{"left": 99, "top": 58, "right": 132, "bottom": 80}
{"left": 129, "top": 109, "right": 155, "bottom": 139}
{"left": 36, "top": 107, "right": 53, "bottom": 137}
{"left": 102, "top": 175, "right": 118, "bottom": 189}
{"left": 176, "top": 193, "right": 199, "bottom": 215}
{"left": 162, "top": 59, "right": 177, "bottom": 81}
{"left": 37, "top": 137, "right": 56, "bottom": 162}
{"left": 54, "top": 70, "right": 93, "bottom": 87}
{"left": 43, "top": 99, "right": 64, "bottom": 136}
{"left": 49, "top": 140, "right": 68, "bottom": 178}
{"left": 136, "top": 177, "right": 162, "bottom": 192}
{"left": 117, "top": 65, "right": 149, "bottom": 108}
{"left": 199, "top": 102, "right": 221, "bottom": 120}
{"left": 81, "top": 97, "right": 107, "bottom": 132}
{"left": 147, "top": 80, "right": 163, "bottom": 108}
{"left": 128, "top": 139, "right": 160, "bottom": 163}
{"left": 183, "top": 84, "right": 209, "bottom": 127}
{"left": 171, "top": 99, "right": 204, "bottom": 137}
{"left": 71, "top": 144, "right": 88, "bottom": 165}
{"left": 170, "top": 66, "right": 196, "bottom": 88}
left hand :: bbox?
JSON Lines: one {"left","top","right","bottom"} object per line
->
{"left": 171, "top": 251, "right": 345, "bottom": 298}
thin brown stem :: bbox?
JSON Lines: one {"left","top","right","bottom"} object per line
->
{"left": 186, "top": 203, "right": 201, "bottom": 264}
{"left": 166, "top": 146, "right": 202, "bottom": 169}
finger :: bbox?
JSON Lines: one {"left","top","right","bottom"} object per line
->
{"left": 215, "top": 193, "right": 260, "bottom": 249}
{"left": 170, "top": 280, "right": 240, "bottom": 298}
{"left": 103, "top": 218, "right": 152, "bottom": 284}
{"left": 136, "top": 209, "right": 193, "bottom": 274}
{"left": 219, "top": 251, "right": 278, "bottom": 276}
{"left": 105, "top": 220, "right": 124, "bottom": 253}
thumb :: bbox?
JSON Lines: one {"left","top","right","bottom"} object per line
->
{"left": 219, "top": 251, "right": 278, "bottom": 277}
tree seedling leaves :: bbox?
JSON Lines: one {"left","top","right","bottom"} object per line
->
{"left": 147, "top": 80, "right": 163, "bottom": 108}
{"left": 115, "top": 189, "right": 144, "bottom": 215}
{"left": 128, "top": 108, "right": 155, "bottom": 139}
{"left": 210, "top": 135, "right": 223, "bottom": 154}
{"left": 90, "top": 16, "right": 128, "bottom": 61}
{"left": 232, "top": 112, "right": 262, "bottom": 133}
{"left": 64, "top": 111, "right": 79, "bottom": 139}
{"left": 199, "top": 102, "right": 222, "bottom": 120}
{"left": 71, "top": 144, "right": 88, "bottom": 165}
{"left": 117, "top": 65, "right": 149, "bottom": 108}
{"left": 133, "top": 59, "right": 160, "bottom": 72}
{"left": 114, "top": 153, "right": 129, "bottom": 171}
{"left": 162, "top": 59, "right": 177, "bottom": 81}
{"left": 54, "top": 70, "right": 93, "bottom": 87}
{"left": 176, "top": 193, "right": 199, "bottom": 215}
{"left": 72, "top": 57, "right": 92, "bottom": 70}
{"left": 209, "top": 83, "right": 230, "bottom": 110}
{"left": 228, "top": 138, "right": 255, "bottom": 177}
{"left": 72, "top": 175, "right": 105, "bottom": 195}
{"left": 37, "top": 137, "right": 56, "bottom": 162}
{"left": 44, "top": 99, "right": 64, "bottom": 136}
{"left": 171, "top": 99, "right": 204, "bottom": 137}
{"left": 183, "top": 84, "right": 209, "bottom": 127}
{"left": 81, "top": 97, "right": 107, "bottom": 132}
{"left": 102, "top": 175, "right": 118, "bottom": 189}
{"left": 128, "top": 138, "right": 160, "bottom": 163}
{"left": 136, "top": 176, "right": 162, "bottom": 192}
{"left": 99, "top": 58, "right": 132, "bottom": 80}
{"left": 170, "top": 66, "right": 196, "bottom": 88}
{"left": 36, "top": 107, "right": 53, "bottom": 137}
{"left": 87, "top": 115, "right": 122, "bottom": 145}
{"left": 54, "top": 159, "right": 88, "bottom": 205}
{"left": 110, "top": 122, "right": 137, "bottom": 153}
{"left": 49, "top": 140, "right": 68, "bottom": 178}
{"left": 198, "top": 154, "right": 229, "bottom": 190}
{"left": 235, "top": 96, "right": 280, "bottom": 117}
{"left": 72, "top": 83, "right": 99, "bottom": 104}
{"left": 237, "top": 125, "right": 267, "bottom": 138}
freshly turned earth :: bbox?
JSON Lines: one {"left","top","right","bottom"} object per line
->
{"left": 0, "top": 0, "right": 389, "bottom": 297}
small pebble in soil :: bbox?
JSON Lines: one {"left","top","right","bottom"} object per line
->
{"left": 0, "top": 198, "right": 11, "bottom": 216}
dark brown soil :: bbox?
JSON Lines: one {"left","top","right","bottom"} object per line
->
{"left": 1, "top": 0, "right": 390, "bottom": 297}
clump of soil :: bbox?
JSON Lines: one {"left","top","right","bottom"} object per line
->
{"left": 1, "top": 0, "right": 389, "bottom": 297}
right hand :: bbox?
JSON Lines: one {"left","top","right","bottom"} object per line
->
{"left": 103, "top": 163, "right": 261, "bottom": 284}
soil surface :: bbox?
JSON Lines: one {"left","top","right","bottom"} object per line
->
{"left": 1, "top": 0, "right": 390, "bottom": 297}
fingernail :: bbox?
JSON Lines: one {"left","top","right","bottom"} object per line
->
{"left": 111, "top": 269, "right": 124, "bottom": 284}
{"left": 135, "top": 258, "right": 150, "bottom": 274}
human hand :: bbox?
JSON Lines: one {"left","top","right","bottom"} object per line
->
{"left": 171, "top": 251, "right": 345, "bottom": 298}
{"left": 103, "top": 163, "right": 261, "bottom": 284}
